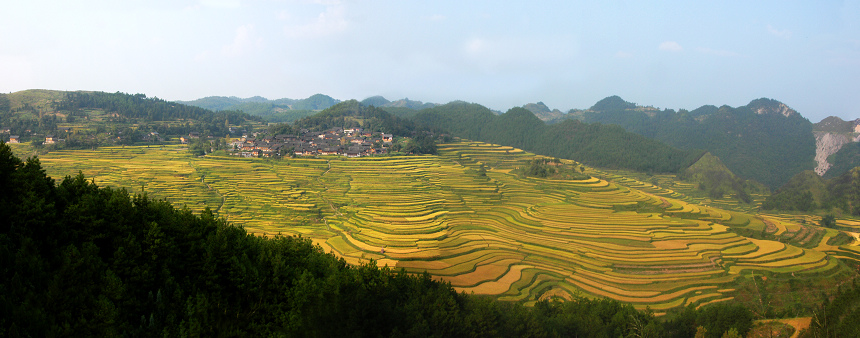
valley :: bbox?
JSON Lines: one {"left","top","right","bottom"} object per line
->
{"left": 12, "top": 140, "right": 860, "bottom": 315}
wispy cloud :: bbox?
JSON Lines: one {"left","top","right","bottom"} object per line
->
{"left": 696, "top": 47, "right": 739, "bottom": 57}
{"left": 658, "top": 41, "right": 683, "bottom": 52}
{"left": 767, "top": 24, "right": 791, "bottom": 39}
{"left": 284, "top": 4, "right": 348, "bottom": 38}
{"left": 222, "top": 24, "right": 262, "bottom": 57}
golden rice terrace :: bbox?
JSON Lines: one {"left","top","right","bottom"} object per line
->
{"left": 13, "top": 141, "right": 860, "bottom": 313}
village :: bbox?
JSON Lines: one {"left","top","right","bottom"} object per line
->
{"left": 223, "top": 127, "right": 394, "bottom": 158}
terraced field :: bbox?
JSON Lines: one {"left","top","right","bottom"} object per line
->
{"left": 11, "top": 141, "right": 860, "bottom": 312}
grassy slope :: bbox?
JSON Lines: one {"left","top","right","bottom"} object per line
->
{"left": 7, "top": 89, "right": 68, "bottom": 112}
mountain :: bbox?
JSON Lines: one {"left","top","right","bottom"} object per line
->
{"left": 811, "top": 116, "right": 860, "bottom": 177}
{"left": 382, "top": 98, "right": 437, "bottom": 110}
{"left": 677, "top": 152, "right": 766, "bottom": 203}
{"left": 568, "top": 96, "right": 816, "bottom": 188}
{"left": 177, "top": 95, "right": 255, "bottom": 111}
{"left": 360, "top": 95, "right": 390, "bottom": 107}
{"left": 522, "top": 101, "right": 565, "bottom": 121}
{"left": 815, "top": 116, "right": 857, "bottom": 133}
{"left": 761, "top": 170, "right": 827, "bottom": 212}
{"left": 411, "top": 101, "right": 703, "bottom": 173}
{"left": 824, "top": 142, "right": 860, "bottom": 179}
{"left": 589, "top": 95, "right": 637, "bottom": 111}
{"left": 292, "top": 99, "right": 419, "bottom": 137}
{"left": 746, "top": 97, "right": 798, "bottom": 117}
{"left": 177, "top": 94, "right": 340, "bottom": 123}
{"left": 763, "top": 166, "right": 860, "bottom": 216}
{"left": 291, "top": 93, "right": 339, "bottom": 110}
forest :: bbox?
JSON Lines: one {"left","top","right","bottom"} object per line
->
{"left": 291, "top": 100, "right": 429, "bottom": 140}
{"left": 566, "top": 96, "right": 817, "bottom": 188}
{"left": 763, "top": 167, "right": 860, "bottom": 217}
{"left": 410, "top": 101, "right": 704, "bottom": 174}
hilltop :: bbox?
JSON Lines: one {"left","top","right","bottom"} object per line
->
{"left": 810, "top": 116, "right": 860, "bottom": 177}
{"left": 521, "top": 101, "right": 565, "bottom": 121}
{"left": 177, "top": 94, "right": 340, "bottom": 124}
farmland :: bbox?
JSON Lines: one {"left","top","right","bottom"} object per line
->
{"left": 10, "top": 140, "right": 860, "bottom": 312}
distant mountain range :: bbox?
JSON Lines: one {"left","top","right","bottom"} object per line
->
{"left": 548, "top": 96, "right": 817, "bottom": 188}
{"left": 175, "top": 92, "right": 858, "bottom": 189}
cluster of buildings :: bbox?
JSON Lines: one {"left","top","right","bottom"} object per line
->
{"left": 229, "top": 127, "right": 394, "bottom": 158}
{"left": 1, "top": 127, "right": 18, "bottom": 143}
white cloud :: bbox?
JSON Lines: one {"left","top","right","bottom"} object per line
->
{"left": 284, "top": 4, "right": 348, "bottom": 38}
{"left": 222, "top": 24, "right": 262, "bottom": 57}
{"left": 427, "top": 14, "right": 446, "bottom": 22}
{"left": 696, "top": 47, "right": 739, "bottom": 57}
{"left": 659, "top": 41, "right": 683, "bottom": 52}
{"left": 767, "top": 24, "right": 791, "bottom": 39}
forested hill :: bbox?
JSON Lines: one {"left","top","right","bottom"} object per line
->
{"left": 1, "top": 90, "right": 263, "bottom": 145}
{"left": 179, "top": 93, "right": 339, "bottom": 112}
{"left": 570, "top": 96, "right": 816, "bottom": 188}
{"left": 411, "top": 101, "right": 703, "bottom": 173}
{"left": 763, "top": 166, "right": 860, "bottom": 216}
{"left": 292, "top": 99, "right": 420, "bottom": 137}
{"left": 60, "top": 91, "right": 260, "bottom": 123}
{"left": 177, "top": 94, "right": 339, "bottom": 124}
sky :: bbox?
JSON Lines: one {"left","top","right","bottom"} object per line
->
{"left": 2, "top": 0, "right": 859, "bottom": 121}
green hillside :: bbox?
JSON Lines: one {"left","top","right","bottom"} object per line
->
{"left": 521, "top": 101, "right": 565, "bottom": 121}
{"left": 178, "top": 94, "right": 340, "bottom": 123}
{"left": 566, "top": 96, "right": 816, "bottom": 188}
{"left": 815, "top": 116, "right": 856, "bottom": 133}
{"left": 292, "top": 100, "right": 420, "bottom": 137}
{"left": 825, "top": 143, "right": 860, "bottom": 179}
{"left": 678, "top": 152, "right": 768, "bottom": 204}
{"left": 1, "top": 90, "right": 263, "bottom": 147}
{"left": 360, "top": 95, "right": 390, "bottom": 107}
{"left": 411, "top": 101, "right": 704, "bottom": 173}
{"left": 762, "top": 171, "right": 827, "bottom": 212}
{"left": 763, "top": 166, "right": 860, "bottom": 219}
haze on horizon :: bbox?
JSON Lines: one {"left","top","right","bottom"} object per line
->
{"left": 2, "top": 0, "right": 858, "bottom": 121}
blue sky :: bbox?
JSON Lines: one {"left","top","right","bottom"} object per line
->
{"left": 2, "top": 0, "right": 858, "bottom": 121}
